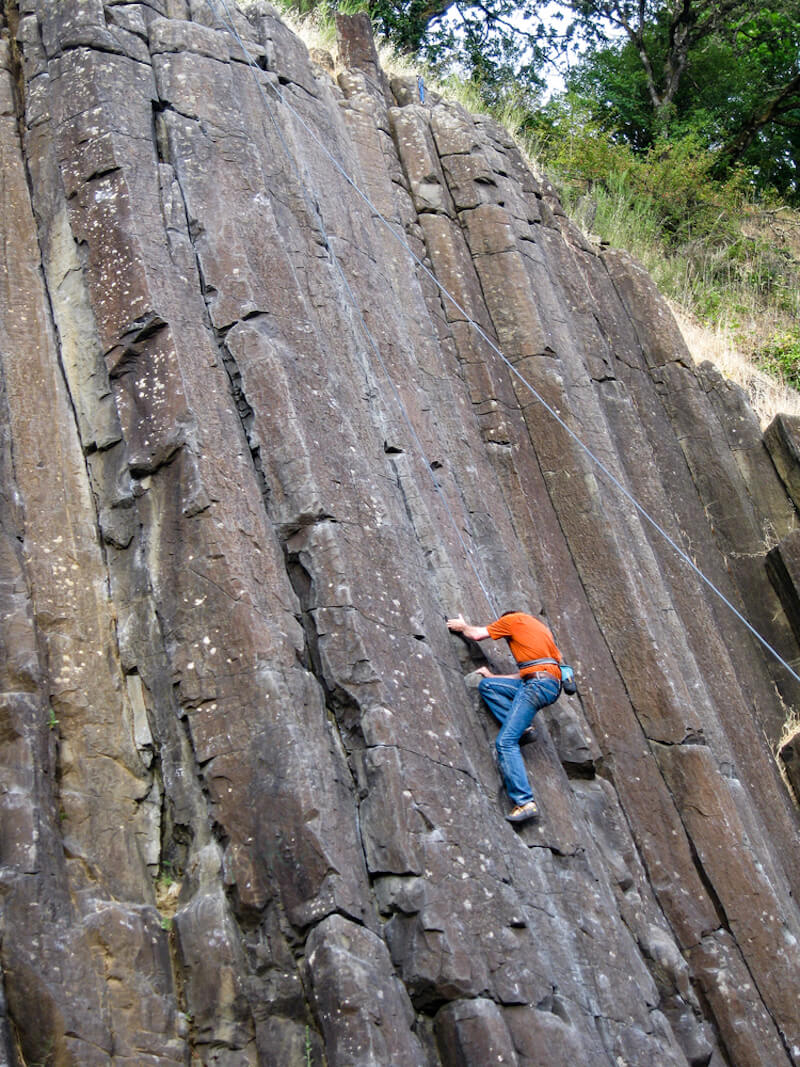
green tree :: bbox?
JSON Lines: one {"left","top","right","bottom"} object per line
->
{"left": 563, "top": 0, "right": 762, "bottom": 123}
{"left": 564, "top": 4, "right": 800, "bottom": 200}
{"left": 712, "top": 9, "right": 800, "bottom": 182}
{"left": 288, "top": 0, "right": 800, "bottom": 193}
{"left": 368, "top": 0, "right": 550, "bottom": 102}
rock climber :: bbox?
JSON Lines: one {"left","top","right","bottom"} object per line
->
{"left": 447, "top": 610, "right": 563, "bottom": 823}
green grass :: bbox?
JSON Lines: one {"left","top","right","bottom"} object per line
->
{"left": 759, "top": 329, "right": 800, "bottom": 390}
{"left": 514, "top": 117, "right": 800, "bottom": 397}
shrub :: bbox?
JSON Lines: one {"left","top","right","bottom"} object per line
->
{"left": 757, "top": 329, "right": 800, "bottom": 389}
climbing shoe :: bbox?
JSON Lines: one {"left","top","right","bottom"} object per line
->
{"left": 520, "top": 726, "right": 536, "bottom": 744}
{"left": 505, "top": 801, "right": 539, "bottom": 823}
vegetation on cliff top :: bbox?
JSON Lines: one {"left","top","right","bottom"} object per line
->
{"left": 508, "top": 99, "right": 800, "bottom": 424}
{"left": 273, "top": 0, "right": 800, "bottom": 423}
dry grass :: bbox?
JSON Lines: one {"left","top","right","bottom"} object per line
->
{"left": 776, "top": 708, "right": 800, "bottom": 807}
{"left": 778, "top": 707, "right": 800, "bottom": 752}
{"left": 274, "top": 5, "right": 337, "bottom": 56}
{"left": 671, "top": 306, "right": 800, "bottom": 427}
{"left": 265, "top": 3, "right": 420, "bottom": 82}
{"left": 742, "top": 206, "right": 800, "bottom": 263}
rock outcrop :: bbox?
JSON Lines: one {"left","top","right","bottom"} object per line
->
{"left": 1, "top": 3, "right": 800, "bottom": 1065}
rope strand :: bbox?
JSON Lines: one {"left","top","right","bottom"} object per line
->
{"left": 205, "top": 0, "right": 800, "bottom": 685}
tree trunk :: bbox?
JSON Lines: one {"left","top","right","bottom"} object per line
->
{"left": 621, "top": 0, "right": 696, "bottom": 120}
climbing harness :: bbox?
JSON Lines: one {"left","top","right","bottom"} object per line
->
{"left": 205, "top": 0, "right": 800, "bottom": 689}
{"left": 517, "top": 658, "right": 577, "bottom": 694}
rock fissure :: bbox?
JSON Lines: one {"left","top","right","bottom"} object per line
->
{"left": 220, "top": 335, "right": 273, "bottom": 512}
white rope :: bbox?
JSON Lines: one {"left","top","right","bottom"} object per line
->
{"left": 204, "top": 0, "right": 800, "bottom": 686}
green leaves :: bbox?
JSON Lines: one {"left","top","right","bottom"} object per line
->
{"left": 277, "top": 0, "right": 799, "bottom": 201}
{"left": 758, "top": 329, "right": 800, "bottom": 389}
{"left": 561, "top": 0, "right": 800, "bottom": 202}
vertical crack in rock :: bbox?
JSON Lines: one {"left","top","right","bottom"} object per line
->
{"left": 148, "top": 95, "right": 273, "bottom": 519}
{"left": 218, "top": 321, "right": 273, "bottom": 517}
{"left": 283, "top": 544, "right": 373, "bottom": 872}
{"left": 650, "top": 739, "right": 800, "bottom": 1064}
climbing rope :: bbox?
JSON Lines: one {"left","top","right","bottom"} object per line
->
{"left": 204, "top": 0, "right": 800, "bottom": 687}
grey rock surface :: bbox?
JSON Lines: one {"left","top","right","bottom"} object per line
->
{"left": 1, "top": 4, "right": 800, "bottom": 1065}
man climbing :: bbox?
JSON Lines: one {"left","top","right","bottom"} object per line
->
{"left": 447, "top": 611, "right": 563, "bottom": 823}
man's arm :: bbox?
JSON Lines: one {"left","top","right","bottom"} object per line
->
{"left": 447, "top": 614, "right": 491, "bottom": 642}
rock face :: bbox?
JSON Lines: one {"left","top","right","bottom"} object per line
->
{"left": 1, "top": 3, "right": 800, "bottom": 1065}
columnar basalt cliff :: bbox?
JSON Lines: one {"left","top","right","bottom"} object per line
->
{"left": 2, "top": 3, "right": 800, "bottom": 1065}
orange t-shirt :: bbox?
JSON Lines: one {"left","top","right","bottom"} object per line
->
{"left": 486, "top": 613, "right": 562, "bottom": 681}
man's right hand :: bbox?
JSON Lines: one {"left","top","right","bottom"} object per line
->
{"left": 447, "top": 616, "right": 491, "bottom": 642}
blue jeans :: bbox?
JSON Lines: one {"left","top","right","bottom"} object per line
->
{"left": 478, "top": 674, "right": 561, "bottom": 806}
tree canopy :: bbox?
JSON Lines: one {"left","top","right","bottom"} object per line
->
{"left": 368, "top": 0, "right": 551, "bottom": 104}
{"left": 562, "top": 2, "right": 800, "bottom": 198}
{"left": 290, "top": 0, "right": 800, "bottom": 200}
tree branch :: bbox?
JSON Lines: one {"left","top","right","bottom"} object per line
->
{"left": 716, "top": 67, "right": 800, "bottom": 166}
